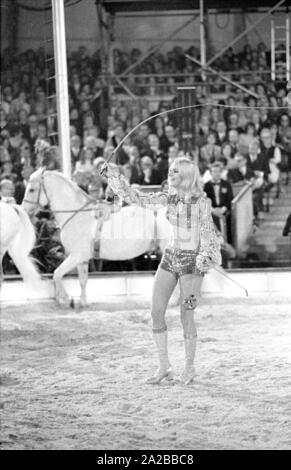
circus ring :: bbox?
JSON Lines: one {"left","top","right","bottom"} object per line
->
{"left": 1, "top": 269, "right": 291, "bottom": 450}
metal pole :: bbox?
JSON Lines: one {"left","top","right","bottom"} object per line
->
{"left": 271, "top": 15, "right": 276, "bottom": 81}
{"left": 205, "top": 0, "right": 286, "bottom": 68}
{"left": 108, "top": 13, "right": 115, "bottom": 105}
{"left": 200, "top": 0, "right": 206, "bottom": 81}
{"left": 185, "top": 53, "right": 259, "bottom": 98}
{"left": 51, "top": 0, "right": 71, "bottom": 177}
{"left": 245, "top": 13, "right": 264, "bottom": 43}
{"left": 286, "top": 13, "right": 290, "bottom": 81}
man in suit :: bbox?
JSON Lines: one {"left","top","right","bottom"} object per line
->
{"left": 204, "top": 162, "right": 233, "bottom": 243}
{"left": 227, "top": 129, "right": 240, "bottom": 159}
{"left": 246, "top": 139, "right": 269, "bottom": 181}
{"left": 137, "top": 156, "right": 162, "bottom": 185}
{"left": 216, "top": 120, "right": 228, "bottom": 146}
{"left": 228, "top": 153, "right": 255, "bottom": 184}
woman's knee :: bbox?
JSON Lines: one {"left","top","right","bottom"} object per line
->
{"left": 182, "top": 293, "right": 198, "bottom": 311}
{"left": 180, "top": 294, "right": 198, "bottom": 328}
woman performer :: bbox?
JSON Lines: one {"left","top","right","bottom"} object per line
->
{"left": 104, "top": 157, "right": 221, "bottom": 384}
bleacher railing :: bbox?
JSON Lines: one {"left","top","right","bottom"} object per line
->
{"left": 101, "top": 69, "right": 273, "bottom": 100}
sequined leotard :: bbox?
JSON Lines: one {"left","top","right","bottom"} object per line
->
{"left": 108, "top": 173, "right": 221, "bottom": 276}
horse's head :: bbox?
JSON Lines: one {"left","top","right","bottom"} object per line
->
{"left": 22, "top": 168, "right": 49, "bottom": 215}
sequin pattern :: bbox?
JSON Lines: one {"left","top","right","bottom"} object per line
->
{"left": 107, "top": 173, "right": 222, "bottom": 266}
{"left": 160, "top": 247, "right": 203, "bottom": 278}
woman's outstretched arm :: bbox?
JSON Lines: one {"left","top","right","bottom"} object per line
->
{"left": 105, "top": 164, "right": 168, "bottom": 209}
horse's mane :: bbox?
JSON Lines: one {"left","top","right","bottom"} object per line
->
{"left": 46, "top": 170, "right": 94, "bottom": 205}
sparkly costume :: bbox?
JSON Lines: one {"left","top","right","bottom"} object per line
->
{"left": 108, "top": 173, "right": 222, "bottom": 274}
{"left": 108, "top": 169, "right": 221, "bottom": 385}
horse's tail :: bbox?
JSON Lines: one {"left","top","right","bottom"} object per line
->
{"left": 8, "top": 206, "right": 41, "bottom": 284}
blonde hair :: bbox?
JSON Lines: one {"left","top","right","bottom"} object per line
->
{"left": 168, "top": 157, "right": 203, "bottom": 200}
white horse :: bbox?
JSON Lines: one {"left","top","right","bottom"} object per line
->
{"left": 0, "top": 201, "right": 40, "bottom": 285}
{"left": 22, "top": 169, "right": 169, "bottom": 306}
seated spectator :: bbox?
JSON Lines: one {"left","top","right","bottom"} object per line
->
{"left": 278, "top": 113, "right": 291, "bottom": 141}
{"left": 251, "top": 110, "right": 262, "bottom": 134}
{"left": 146, "top": 134, "right": 164, "bottom": 162}
{"left": 216, "top": 120, "right": 228, "bottom": 146}
{"left": 203, "top": 162, "right": 233, "bottom": 243}
{"left": 228, "top": 111, "right": 240, "bottom": 131}
{"left": 245, "top": 140, "right": 265, "bottom": 220}
{"left": 37, "top": 122, "right": 48, "bottom": 142}
{"left": 0, "top": 108, "right": 9, "bottom": 133}
{"left": 18, "top": 109, "right": 30, "bottom": 140}
{"left": 227, "top": 129, "right": 240, "bottom": 158}
{"left": 228, "top": 153, "right": 255, "bottom": 184}
{"left": 196, "top": 114, "right": 210, "bottom": 146}
{"left": 10, "top": 90, "right": 31, "bottom": 116}
{"left": 7, "top": 125, "right": 23, "bottom": 165}
{"left": 270, "top": 123, "right": 282, "bottom": 146}
{"left": 137, "top": 156, "right": 162, "bottom": 185}
{"left": 159, "top": 125, "right": 177, "bottom": 153}
{"left": 132, "top": 123, "right": 151, "bottom": 154}
{"left": 0, "top": 144, "right": 11, "bottom": 166}
{"left": 280, "top": 125, "right": 291, "bottom": 173}
{"left": 199, "top": 131, "right": 221, "bottom": 174}
{"left": 75, "top": 146, "right": 94, "bottom": 174}
{"left": 221, "top": 142, "right": 234, "bottom": 168}
{"left": 246, "top": 139, "right": 269, "bottom": 181}
{"left": 107, "top": 122, "right": 129, "bottom": 165}
{"left": 239, "top": 121, "right": 258, "bottom": 156}
{"left": 34, "top": 139, "right": 50, "bottom": 168}
{"left": 15, "top": 162, "right": 35, "bottom": 204}
{"left": 127, "top": 145, "right": 142, "bottom": 184}
{"left": 156, "top": 145, "right": 178, "bottom": 182}
{"left": 88, "top": 157, "right": 106, "bottom": 200}
{"left": 151, "top": 116, "right": 165, "bottom": 138}
{"left": 259, "top": 107, "right": 271, "bottom": 129}
{"left": 209, "top": 107, "right": 222, "bottom": 131}
{"left": 27, "top": 114, "right": 39, "bottom": 147}
{"left": 122, "top": 163, "right": 133, "bottom": 183}
{"left": 0, "top": 160, "right": 18, "bottom": 182}
{"left": 70, "top": 135, "right": 82, "bottom": 165}
{"left": 34, "top": 101, "right": 47, "bottom": 123}
{"left": 260, "top": 127, "right": 281, "bottom": 185}
{"left": 82, "top": 113, "right": 101, "bottom": 141}
{"left": 70, "top": 107, "right": 83, "bottom": 136}
{"left": 0, "top": 178, "right": 16, "bottom": 204}
{"left": 42, "top": 146, "right": 61, "bottom": 171}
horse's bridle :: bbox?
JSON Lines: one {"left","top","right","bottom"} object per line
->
{"left": 23, "top": 168, "right": 49, "bottom": 211}
{"left": 23, "top": 168, "right": 94, "bottom": 230}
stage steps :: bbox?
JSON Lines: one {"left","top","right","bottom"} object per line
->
{"left": 243, "top": 180, "right": 291, "bottom": 267}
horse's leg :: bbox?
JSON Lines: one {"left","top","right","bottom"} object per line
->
{"left": 53, "top": 254, "right": 81, "bottom": 306}
{"left": 77, "top": 261, "right": 89, "bottom": 307}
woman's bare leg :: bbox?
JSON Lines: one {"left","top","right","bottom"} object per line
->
{"left": 147, "top": 266, "right": 177, "bottom": 384}
{"left": 179, "top": 273, "right": 203, "bottom": 384}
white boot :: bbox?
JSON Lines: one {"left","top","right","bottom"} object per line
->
{"left": 146, "top": 329, "right": 174, "bottom": 384}
{"left": 180, "top": 334, "right": 197, "bottom": 385}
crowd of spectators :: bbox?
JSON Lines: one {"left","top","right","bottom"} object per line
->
{"left": 1, "top": 43, "right": 291, "bottom": 273}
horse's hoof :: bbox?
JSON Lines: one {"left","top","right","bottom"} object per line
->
{"left": 69, "top": 298, "right": 75, "bottom": 309}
